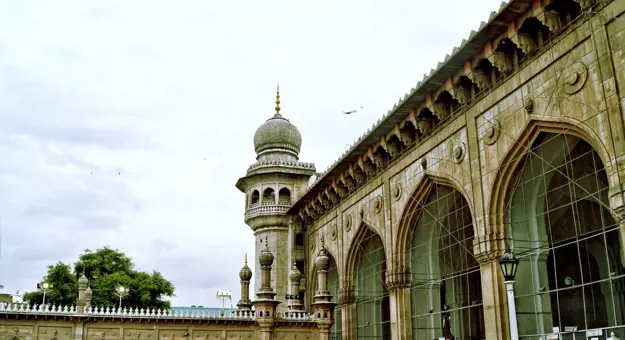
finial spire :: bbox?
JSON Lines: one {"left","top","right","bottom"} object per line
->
{"left": 265, "top": 236, "right": 269, "bottom": 249}
{"left": 320, "top": 235, "right": 325, "bottom": 249}
{"left": 275, "top": 83, "right": 281, "bottom": 116}
{"left": 245, "top": 253, "right": 248, "bottom": 265}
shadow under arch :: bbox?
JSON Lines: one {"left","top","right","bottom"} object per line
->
{"left": 343, "top": 221, "right": 386, "bottom": 289}
{"left": 396, "top": 172, "right": 476, "bottom": 269}
{"left": 488, "top": 118, "right": 614, "bottom": 229}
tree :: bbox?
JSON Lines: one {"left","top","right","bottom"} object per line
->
{"left": 23, "top": 247, "right": 175, "bottom": 309}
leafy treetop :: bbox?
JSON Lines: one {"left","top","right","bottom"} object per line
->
{"left": 23, "top": 247, "right": 175, "bottom": 309}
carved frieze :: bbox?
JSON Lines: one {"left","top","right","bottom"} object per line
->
{"left": 194, "top": 330, "right": 222, "bottom": 340}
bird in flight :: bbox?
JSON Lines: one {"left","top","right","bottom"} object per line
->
{"left": 343, "top": 106, "right": 363, "bottom": 115}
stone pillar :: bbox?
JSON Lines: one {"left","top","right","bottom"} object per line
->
{"left": 85, "top": 287, "right": 92, "bottom": 311}
{"left": 339, "top": 283, "right": 356, "bottom": 340}
{"left": 288, "top": 260, "right": 303, "bottom": 311}
{"left": 477, "top": 253, "right": 510, "bottom": 340}
{"left": 386, "top": 260, "right": 412, "bottom": 340}
{"left": 237, "top": 254, "right": 253, "bottom": 312}
{"left": 76, "top": 274, "right": 88, "bottom": 314}
{"left": 311, "top": 236, "right": 336, "bottom": 340}
{"left": 252, "top": 238, "right": 280, "bottom": 340}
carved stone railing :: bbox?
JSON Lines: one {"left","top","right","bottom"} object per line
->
{"left": 276, "top": 311, "right": 315, "bottom": 322}
{"left": 0, "top": 303, "right": 256, "bottom": 320}
{"left": 244, "top": 204, "right": 290, "bottom": 221}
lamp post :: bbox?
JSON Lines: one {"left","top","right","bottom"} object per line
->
{"left": 216, "top": 290, "right": 232, "bottom": 311}
{"left": 499, "top": 249, "right": 520, "bottom": 340}
{"left": 114, "top": 286, "right": 129, "bottom": 309}
{"left": 37, "top": 282, "right": 53, "bottom": 305}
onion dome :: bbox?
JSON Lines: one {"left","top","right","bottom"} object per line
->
{"left": 85, "top": 287, "right": 92, "bottom": 299}
{"left": 239, "top": 254, "right": 253, "bottom": 281}
{"left": 253, "top": 84, "right": 302, "bottom": 157}
{"left": 78, "top": 273, "right": 88, "bottom": 287}
{"left": 259, "top": 237, "right": 275, "bottom": 266}
{"left": 289, "top": 260, "right": 302, "bottom": 282}
{"left": 315, "top": 236, "right": 329, "bottom": 268}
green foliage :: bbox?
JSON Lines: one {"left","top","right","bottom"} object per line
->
{"left": 23, "top": 247, "right": 175, "bottom": 309}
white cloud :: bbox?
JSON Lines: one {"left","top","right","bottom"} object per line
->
{"left": 0, "top": 0, "right": 504, "bottom": 306}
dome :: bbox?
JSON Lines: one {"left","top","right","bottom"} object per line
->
{"left": 315, "top": 237, "right": 330, "bottom": 268}
{"left": 259, "top": 238, "right": 274, "bottom": 266}
{"left": 78, "top": 274, "right": 88, "bottom": 286}
{"left": 253, "top": 85, "right": 302, "bottom": 157}
{"left": 85, "top": 287, "right": 92, "bottom": 299}
{"left": 239, "top": 254, "right": 253, "bottom": 281}
{"left": 289, "top": 261, "right": 302, "bottom": 282}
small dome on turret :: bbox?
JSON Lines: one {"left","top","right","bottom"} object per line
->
{"left": 315, "top": 237, "right": 330, "bottom": 268}
{"left": 85, "top": 287, "right": 92, "bottom": 298}
{"left": 259, "top": 237, "right": 275, "bottom": 266}
{"left": 239, "top": 254, "right": 253, "bottom": 281}
{"left": 253, "top": 84, "right": 302, "bottom": 157}
{"left": 78, "top": 273, "right": 88, "bottom": 286}
{"left": 289, "top": 261, "right": 302, "bottom": 281}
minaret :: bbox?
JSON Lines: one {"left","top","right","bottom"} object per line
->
{"left": 311, "top": 236, "right": 337, "bottom": 340}
{"left": 288, "top": 260, "right": 303, "bottom": 311}
{"left": 235, "top": 85, "right": 316, "bottom": 314}
{"left": 237, "top": 254, "right": 253, "bottom": 311}
{"left": 252, "top": 237, "right": 281, "bottom": 340}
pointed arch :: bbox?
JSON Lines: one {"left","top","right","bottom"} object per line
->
{"left": 395, "top": 172, "right": 475, "bottom": 269}
{"left": 343, "top": 222, "right": 386, "bottom": 288}
{"left": 488, "top": 118, "right": 614, "bottom": 231}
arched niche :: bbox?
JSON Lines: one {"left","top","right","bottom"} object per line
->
{"left": 250, "top": 189, "right": 260, "bottom": 206}
{"left": 262, "top": 187, "right": 275, "bottom": 204}
{"left": 503, "top": 131, "right": 625, "bottom": 337}
{"left": 278, "top": 187, "right": 291, "bottom": 205}
{"left": 401, "top": 181, "right": 484, "bottom": 340}
{"left": 344, "top": 223, "right": 391, "bottom": 339}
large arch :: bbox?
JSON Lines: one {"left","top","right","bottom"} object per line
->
{"left": 396, "top": 172, "right": 476, "bottom": 269}
{"left": 496, "top": 127, "right": 625, "bottom": 337}
{"left": 397, "top": 174, "right": 484, "bottom": 339}
{"left": 488, "top": 118, "right": 615, "bottom": 229}
{"left": 344, "top": 223, "right": 391, "bottom": 339}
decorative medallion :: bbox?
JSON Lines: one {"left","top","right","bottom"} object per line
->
{"left": 373, "top": 196, "right": 383, "bottom": 214}
{"left": 392, "top": 184, "right": 402, "bottom": 201}
{"left": 359, "top": 207, "right": 365, "bottom": 218}
{"left": 524, "top": 97, "right": 534, "bottom": 114}
{"left": 330, "top": 224, "right": 338, "bottom": 241}
{"left": 452, "top": 143, "right": 465, "bottom": 164}
{"left": 310, "top": 241, "right": 316, "bottom": 253}
{"left": 561, "top": 62, "right": 588, "bottom": 95}
{"left": 420, "top": 157, "right": 427, "bottom": 170}
{"left": 483, "top": 119, "right": 501, "bottom": 145}
{"left": 344, "top": 214, "right": 352, "bottom": 231}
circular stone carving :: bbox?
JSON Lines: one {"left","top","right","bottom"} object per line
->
{"left": 330, "top": 224, "right": 338, "bottom": 241}
{"left": 373, "top": 196, "right": 382, "bottom": 214}
{"left": 310, "top": 241, "right": 316, "bottom": 253}
{"left": 344, "top": 214, "right": 352, "bottom": 231}
{"left": 359, "top": 207, "right": 365, "bottom": 218}
{"left": 483, "top": 119, "right": 501, "bottom": 145}
{"left": 420, "top": 158, "right": 427, "bottom": 170}
{"left": 524, "top": 97, "right": 534, "bottom": 114}
{"left": 392, "top": 184, "right": 402, "bottom": 201}
{"left": 561, "top": 62, "right": 588, "bottom": 95}
{"left": 452, "top": 143, "right": 465, "bottom": 164}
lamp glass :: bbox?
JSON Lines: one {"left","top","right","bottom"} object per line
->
{"left": 499, "top": 250, "right": 519, "bottom": 281}
{"left": 42, "top": 283, "right": 50, "bottom": 289}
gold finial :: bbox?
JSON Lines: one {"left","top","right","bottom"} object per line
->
{"left": 275, "top": 83, "right": 281, "bottom": 116}
{"left": 244, "top": 253, "right": 248, "bottom": 265}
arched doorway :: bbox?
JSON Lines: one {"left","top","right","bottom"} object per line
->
{"left": 353, "top": 226, "right": 391, "bottom": 339}
{"left": 505, "top": 132, "right": 625, "bottom": 337}
{"left": 408, "top": 184, "right": 484, "bottom": 339}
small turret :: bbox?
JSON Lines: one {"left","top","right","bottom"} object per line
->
{"left": 288, "top": 260, "right": 303, "bottom": 311}
{"left": 76, "top": 273, "right": 89, "bottom": 314}
{"left": 311, "top": 236, "right": 337, "bottom": 340}
{"left": 252, "top": 237, "right": 281, "bottom": 340}
{"left": 237, "top": 254, "right": 253, "bottom": 311}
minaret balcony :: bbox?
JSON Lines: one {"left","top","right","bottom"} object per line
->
{"left": 245, "top": 203, "right": 291, "bottom": 222}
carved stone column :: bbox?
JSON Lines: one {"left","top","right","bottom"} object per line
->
{"left": 475, "top": 232, "right": 510, "bottom": 340}
{"left": 386, "top": 261, "right": 412, "bottom": 340}
{"left": 311, "top": 237, "right": 337, "bottom": 340}
{"left": 76, "top": 274, "right": 88, "bottom": 314}
{"left": 339, "top": 283, "right": 356, "bottom": 340}
{"left": 252, "top": 238, "right": 280, "bottom": 340}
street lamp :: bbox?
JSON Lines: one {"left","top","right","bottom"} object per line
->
{"left": 37, "top": 281, "right": 53, "bottom": 305}
{"left": 216, "top": 290, "right": 232, "bottom": 311}
{"left": 114, "top": 286, "right": 129, "bottom": 309}
{"left": 499, "top": 249, "right": 520, "bottom": 340}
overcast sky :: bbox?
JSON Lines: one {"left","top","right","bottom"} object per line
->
{"left": 0, "top": 0, "right": 504, "bottom": 307}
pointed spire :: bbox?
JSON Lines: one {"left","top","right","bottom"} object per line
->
{"left": 275, "top": 83, "right": 281, "bottom": 116}
{"left": 320, "top": 235, "right": 325, "bottom": 250}
{"left": 265, "top": 236, "right": 269, "bottom": 249}
{"left": 244, "top": 253, "right": 248, "bottom": 265}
